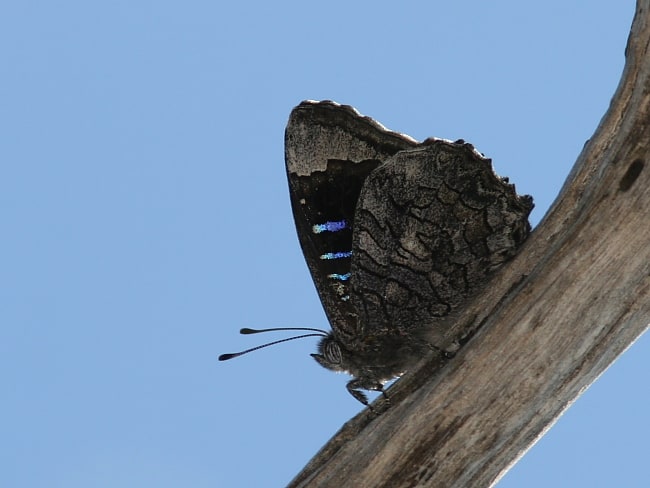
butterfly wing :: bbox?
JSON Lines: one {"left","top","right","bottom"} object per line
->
{"left": 349, "top": 140, "right": 534, "bottom": 340}
{"left": 284, "top": 101, "right": 416, "bottom": 339}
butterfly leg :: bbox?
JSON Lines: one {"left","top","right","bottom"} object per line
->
{"left": 346, "top": 378, "right": 388, "bottom": 407}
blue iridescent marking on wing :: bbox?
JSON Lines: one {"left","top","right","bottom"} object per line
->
{"left": 320, "top": 251, "right": 353, "bottom": 260}
{"left": 312, "top": 220, "right": 348, "bottom": 234}
{"left": 328, "top": 273, "right": 351, "bottom": 281}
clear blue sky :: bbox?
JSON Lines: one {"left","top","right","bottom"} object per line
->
{"left": 2, "top": 1, "right": 646, "bottom": 487}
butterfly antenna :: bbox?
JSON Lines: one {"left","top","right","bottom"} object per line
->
{"left": 239, "top": 327, "right": 329, "bottom": 335}
{"left": 218, "top": 328, "right": 329, "bottom": 361}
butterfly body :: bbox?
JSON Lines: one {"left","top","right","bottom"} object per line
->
{"left": 285, "top": 100, "right": 533, "bottom": 405}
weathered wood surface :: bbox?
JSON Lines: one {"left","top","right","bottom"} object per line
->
{"left": 288, "top": 1, "right": 650, "bottom": 486}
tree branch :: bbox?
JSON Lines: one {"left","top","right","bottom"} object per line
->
{"left": 288, "top": 1, "right": 650, "bottom": 486}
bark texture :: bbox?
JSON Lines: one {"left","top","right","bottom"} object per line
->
{"left": 288, "top": 1, "right": 650, "bottom": 486}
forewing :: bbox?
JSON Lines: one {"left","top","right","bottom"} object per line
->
{"left": 284, "top": 101, "right": 416, "bottom": 338}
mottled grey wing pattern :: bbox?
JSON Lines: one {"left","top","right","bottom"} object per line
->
{"left": 350, "top": 141, "right": 533, "bottom": 341}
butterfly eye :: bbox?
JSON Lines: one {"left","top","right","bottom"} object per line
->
{"left": 325, "top": 340, "right": 343, "bottom": 364}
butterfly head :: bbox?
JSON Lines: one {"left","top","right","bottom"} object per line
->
{"left": 310, "top": 333, "right": 346, "bottom": 372}
{"left": 311, "top": 330, "right": 410, "bottom": 379}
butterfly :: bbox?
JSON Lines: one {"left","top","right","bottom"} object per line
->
{"left": 221, "top": 100, "right": 533, "bottom": 406}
